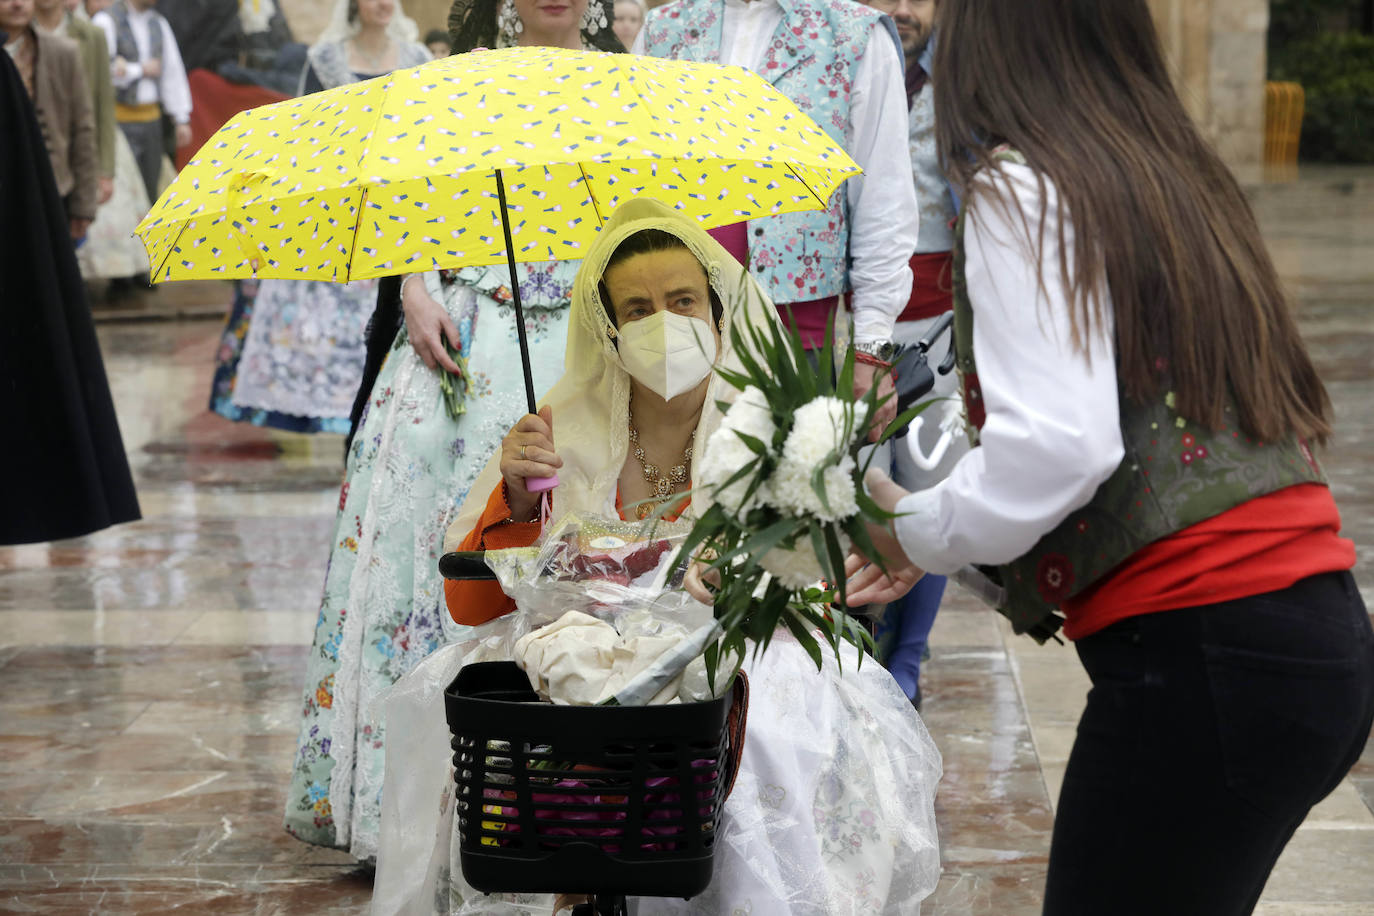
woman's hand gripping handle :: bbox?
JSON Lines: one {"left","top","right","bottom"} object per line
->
{"left": 499, "top": 406, "right": 563, "bottom": 521}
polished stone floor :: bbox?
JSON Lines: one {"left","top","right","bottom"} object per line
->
{"left": 3, "top": 169, "right": 1373, "bottom": 914}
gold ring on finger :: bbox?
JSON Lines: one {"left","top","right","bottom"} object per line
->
{"left": 520, "top": 445, "right": 527, "bottom": 460}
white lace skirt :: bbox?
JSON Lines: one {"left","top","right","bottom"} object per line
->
{"left": 371, "top": 630, "right": 942, "bottom": 916}
{"left": 77, "top": 131, "right": 151, "bottom": 280}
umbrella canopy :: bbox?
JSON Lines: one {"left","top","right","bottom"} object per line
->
{"left": 136, "top": 46, "right": 861, "bottom": 283}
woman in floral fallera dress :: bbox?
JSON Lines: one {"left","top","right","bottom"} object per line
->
{"left": 284, "top": 0, "right": 625, "bottom": 861}
{"left": 284, "top": 262, "right": 579, "bottom": 858}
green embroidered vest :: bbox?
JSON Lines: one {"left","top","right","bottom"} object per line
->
{"left": 951, "top": 151, "right": 1326, "bottom": 642}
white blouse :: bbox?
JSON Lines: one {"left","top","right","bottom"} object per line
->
{"left": 893, "top": 163, "right": 1125, "bottom": 573}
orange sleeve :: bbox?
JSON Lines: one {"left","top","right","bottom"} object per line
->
{"left": 444, "top": 482, "right": 543, "bottom": 626}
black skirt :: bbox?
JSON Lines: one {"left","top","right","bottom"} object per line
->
{"left": 0, "top": 41, "right": 140, "bottom": 545}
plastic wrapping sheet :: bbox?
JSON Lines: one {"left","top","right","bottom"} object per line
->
{"left": 480, "top": 513, "right": 729, "bottom": 706}
{"left": 485, "top": 513, "right": 702, "bottom": 630}
{"left": 648, "top": 631, "right": 943, "bottom": 915}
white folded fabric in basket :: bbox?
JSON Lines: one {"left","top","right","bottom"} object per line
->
{"left": 512, "top": 610, "right": 696, "bottom": 706}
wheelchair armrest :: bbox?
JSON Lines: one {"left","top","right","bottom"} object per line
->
{"left": 438, "top": 551, "right": 497, "bottom": 581}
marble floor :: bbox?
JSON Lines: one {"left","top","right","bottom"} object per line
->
{"left": 3, "top": 168, "right": 1374, "bottom": 914}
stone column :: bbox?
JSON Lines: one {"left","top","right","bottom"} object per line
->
{"left": 1148, "top": 0, "right": 1269, "bottom": 179}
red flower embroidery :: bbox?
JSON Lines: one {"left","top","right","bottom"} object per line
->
{"left": 1181, "top": 433, "right": 1195, "bottom": 448}
{"left": 1036, "top": 554, "right": 1075, "bottom": 603}
{"left": 1181, "top": 452, "right": 1193, "bottom": 465}
{"left": 1075, "top": 519, "right": 1089, "bottom": 534}
{"left": 1298, "top": 438, "right": 1321, "bottom": 475}
{"left": 962, "top": 372, "right": 986, "bottom": 430}
{"left": 1194, "top": 446, "right": 1207, "bottom": 460}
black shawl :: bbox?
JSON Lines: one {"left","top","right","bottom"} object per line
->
{"left": 0, "top": 37, "right": 141, "bottom": 544}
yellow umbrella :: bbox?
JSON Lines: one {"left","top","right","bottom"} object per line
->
{"left": 135, "top": 46, "right": 859, "bottom": 283}
{"left": 136, "top": 46, "right": 860, "bottom": 488}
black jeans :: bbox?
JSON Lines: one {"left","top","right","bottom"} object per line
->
{"left": 1043, "top": 571, "right": 1374, "bottom": 916}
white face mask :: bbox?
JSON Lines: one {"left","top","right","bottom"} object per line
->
{"left": 615, "top": 310, "right": 718, "bottom": 402}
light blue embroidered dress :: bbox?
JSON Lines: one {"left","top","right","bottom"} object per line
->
{"left": 283, "top": 260, "right": 577, "bottom": 860}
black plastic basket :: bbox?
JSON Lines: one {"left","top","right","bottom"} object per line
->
{"left": 444, "top": 660, "right": 736, "bottom": 899}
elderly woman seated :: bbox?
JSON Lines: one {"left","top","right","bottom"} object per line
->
{"left": 372, "top": 199, "right": 941, "bottom": 916}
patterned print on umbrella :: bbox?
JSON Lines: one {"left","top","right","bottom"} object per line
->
{"left": 136, "top": 46, "right": 860, "bottom": 283}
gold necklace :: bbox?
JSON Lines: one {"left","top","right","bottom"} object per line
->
{"left": 627, "top": 411, "right": 694, "bottom": 520}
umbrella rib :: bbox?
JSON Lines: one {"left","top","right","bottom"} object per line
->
{"left": 578, "top": 164, "right": 604, "bottom": 227}
{"left": 149, "top": 219, "right": 192, "bottom": 284}
{"left": 786, "top": 162, "right": 832, "bottom": 213}
{"left": 341, "top": 78, "right": 393, "bottom": 281}
{"left": 345, "top": 186, "right": 369, "bottom": 282}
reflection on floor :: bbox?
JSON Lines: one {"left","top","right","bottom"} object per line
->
{"left": 3, "top": 169, "right": 1373, "bottom": 914}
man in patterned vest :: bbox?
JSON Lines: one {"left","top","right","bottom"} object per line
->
{"left": 634, "top": 0, "right": 919, "bottom": 438}
{"left": 91, "top": 0, "right": 190, "bottom": 205}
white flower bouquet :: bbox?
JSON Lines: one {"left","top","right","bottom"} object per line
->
{"left": 675, "top": 309, "right": 932, "bottom": 683}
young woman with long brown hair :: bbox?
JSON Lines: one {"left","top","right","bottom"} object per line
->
{"left": 845, "top": 0, "right": 1374, "bottom": 911}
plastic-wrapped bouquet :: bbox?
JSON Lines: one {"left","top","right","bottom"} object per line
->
{"left": 677, "top": 311, "right": 930, "bottom": 683}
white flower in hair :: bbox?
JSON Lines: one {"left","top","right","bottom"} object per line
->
{"left": 699, "top": 386, "right": 776, "bottom": 516}
{"left": 766, "top": 396, "right": 867, "bottom": 523}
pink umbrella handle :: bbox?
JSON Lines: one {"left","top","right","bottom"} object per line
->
{"left": 526, "top": 474, "right": 560, "bottom": 493}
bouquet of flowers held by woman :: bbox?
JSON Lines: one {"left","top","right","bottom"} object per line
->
{"left": 675, "top": 309, "right": 932, "bottom": 685}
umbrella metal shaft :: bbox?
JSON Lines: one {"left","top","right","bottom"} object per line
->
{"left": 494, "top": 169, "right": 539, "bottom": 416}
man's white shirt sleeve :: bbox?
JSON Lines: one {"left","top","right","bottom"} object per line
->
{"left": 846, "top": 23, "right": 917, "bottom": 344}
{"left": 892, "top": 164, "right": 1124, "bottom": 573}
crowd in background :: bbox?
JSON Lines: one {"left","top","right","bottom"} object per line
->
{"left": 0, "top": 0, "right": 660, "bottom": 305}
{"left": 0, "top": 0, "right": 313, "bottom": 302}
